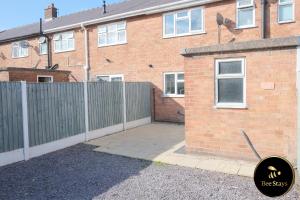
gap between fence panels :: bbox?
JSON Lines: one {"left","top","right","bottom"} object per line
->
{"left": 0, "top": 81, "right": 151, "bottom": 167}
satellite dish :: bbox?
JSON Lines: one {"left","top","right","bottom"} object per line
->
{"left": 39, "top": 36, "right": 46, "bottom": 44}
{"left": 216, "top": 13, "right": 224, "bottom": 26}
{"left": 20, "top": 41, "right": 30, "bottom": 48}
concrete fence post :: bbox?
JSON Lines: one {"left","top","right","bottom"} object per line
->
{"left": 21, "top": 81, "right": 29, "bottom": 160}
{"left": 122, "top": 81, "right": 127, "bottom": 131}
{"left": 84, "top": 81, "right": 89, "bottom": 141}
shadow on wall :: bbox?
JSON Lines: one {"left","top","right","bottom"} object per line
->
{"left": 265, "top": 0, "right": 278, "bottom": 38}
{"left": 151, "top": 83, "right": 185, "bottom": 123}
{"left": 0, "top": 52, "right": 6, "bottom": 60}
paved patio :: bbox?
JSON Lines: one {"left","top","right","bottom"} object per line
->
{"left": 87, "top": 122, "right": 257, "bottom": 177}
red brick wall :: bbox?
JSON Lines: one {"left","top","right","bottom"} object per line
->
{"left": 8, "top": 70, "right": 70, "bottom": 82}
{"left": 267, "top": 0, "right": 300, "bottom": 38}
{"left": 184, "top": 48, "right": 297, "bottom": 162}
{"left": 0, "top": 71, "right": 9, "bottom": 81}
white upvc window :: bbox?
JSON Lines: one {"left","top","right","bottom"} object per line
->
{"left": 53, "top": 31, "right": 75, "bottom": 53}
{"left": 163, "top": 72, "right": 184, "bottom": 97}
{"left": 163, "top": 7, "right": 204, "bottom": 38}
{"left": 11, "top": 41, "right": 29, "bottom": 58}
{"left": 215, "top": 58, "right": 246, "bottom": 108}
{"left": 37, "top": 75, "right": 53, "bottom": 83}
{"left": 96, "top": 74, "right": 124, "bottom": 82}
{"left": 236, "top": 0, "right": 255, "bottom": 28}
{"left": 278, "top": 0, "right": 294, "bottom": 23}
{"left": 39, "top": 43, "right": 48, "bottom": 55}
{"left": 98, "top": 21, "right": 127, "bottom": 47}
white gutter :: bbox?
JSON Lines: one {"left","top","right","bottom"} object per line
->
{"left": 81, "top": 23, "right": 89, "bottom": 81}
{"left": 44, "top": 0, "right": 221, "bottom": 34}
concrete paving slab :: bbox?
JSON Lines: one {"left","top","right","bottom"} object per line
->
{"left": 87, "top": 122, "right": 257, "bottom": 177}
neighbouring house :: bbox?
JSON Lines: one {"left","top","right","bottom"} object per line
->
{"left": 0, "top": 67, "right": 70, "bottom": 82}
{"left": 0, "top": 0, "right": 299, "bottom": 163}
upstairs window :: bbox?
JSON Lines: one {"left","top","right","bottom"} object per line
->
{"left": 237, "top": 0, "right": 255, "bottom": 28}
{"left": 39, "top": 36, "right": 48, "bottom": 55}
{"left": 39, "top": 43, "right": 48, "bottom": 55}
{"left": 278, "top": 0, "right": 294, "bottom": 23}
{"left": 215, "top": 58, "right": 246, "bottom": 108}
{"left": 53, "top": 31, "right": 75, "bottom": 53}
{"left": 164, "top": 72, "right": 184, "bottom": 97}
{"left": 12, "top": 41, "right": 29, "bottom": 58}
{"left": 98, "top": 21, "right": 127, "bottom": 47}
{"left": 163, "top": 7, "right": 204, "bottom": 38}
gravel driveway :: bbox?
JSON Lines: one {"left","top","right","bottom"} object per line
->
{"left": 0, "top": 144, "right": 298, "bottom": 200}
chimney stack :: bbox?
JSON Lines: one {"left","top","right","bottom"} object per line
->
{"left": 44, "top": 3, "right": 58, "bottom": 21}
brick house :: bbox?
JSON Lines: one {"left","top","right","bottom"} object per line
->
{"left": 0, "top": 0, "right": 299, "bottom": 162}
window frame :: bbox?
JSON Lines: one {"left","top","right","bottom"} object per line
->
{"left": 215, "top": 58, "right": 246, "bottom": 109}
{"left": 278, "top": 0, "right": 295, "bottom": 24}
{"left": 98, "top": 21, "right": 127, "bottom": 47}
{"left": 163, "top": 72, "right": 184, "bottom": 97}
{"left": 39, "top": 42, "right": 48, "bottom": 55}
{"left": 96, "top": 74, "right": 124, "bottom": 82}
{"left": 53, "top": 31, "right": 75, "bottom": 53}
{"left": 236, "top": 0, "right": 256, "bottom": 29}
{"left": 11, "top": 41, "right": 29, "bottom": 58}
{"left": 37, "top": 75, "right": 53, "bottom": 83}
{"left": 163, "top": 7, "right": 205, "bottom": 38}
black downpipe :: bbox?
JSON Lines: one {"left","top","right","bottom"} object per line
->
{"left": 39, "top": 18, "right": 52, "bottom": 68}
{"left": 261, "top": 0, "right": 266, "bottom": 39}
{"left": 47, "top": 37, "right": 52, "bottom": 68}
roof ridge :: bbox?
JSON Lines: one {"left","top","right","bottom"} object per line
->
{"left": 51, "top": 0, "right": 130, "bottom": 21}
{"left": 53, "top": 7, "right": 101, "bottom": 21}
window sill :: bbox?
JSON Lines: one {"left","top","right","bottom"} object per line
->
{"left": 163, "top": 31, "right": 206, "bottom": 39}
{"left": 214, "top": 104, "right": 248, "bottom": 109}
{"left": 278, "top": 20, "right": 296, "bottom": 25}
{"left": 235, "top": 25, "right": 257, "bottom": 30}
{"left": 54, "top": 49, "right": 75, "bottom": 54}
{"left": 12, "top": 55, "right": 29, "bottom": 59}
{"left": 98, "top": 42, "right": 128, "bottom": 48}
{"left": 162, "top": 94, "right": 184, "bottom": 98}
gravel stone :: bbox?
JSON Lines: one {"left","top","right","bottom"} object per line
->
{"left": 0, "top": 144, "right": 298, "bottom": 200}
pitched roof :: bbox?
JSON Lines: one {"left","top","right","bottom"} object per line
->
{"left": 0, "top": 0, "right": 208, "bottom": 43}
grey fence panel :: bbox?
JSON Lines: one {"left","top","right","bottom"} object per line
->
{"left": 88, "top": 82, "right": 123, "bottom": 131}
{"left": 126, "top": 82, "right": 151, "bottom": 122}
{"left": 27, "top": 83, "right": 85, "bottom": 147}
{"left": 0, "top": 82, "right": 23, "bottom": 153}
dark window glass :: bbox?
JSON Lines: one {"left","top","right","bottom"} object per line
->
{"left": 38, "top": 76, "right": 52, "bottom": 83}
{"left": 165, "top": 74, "right": 175, "bottom": 94}
{"left": 177, "top": 82, "right": 184, "bottom": 95}
{"left": 219, "top": 61, "right": 242, "bottom": 74}
{"left": 218, "top": 78, "right": 243, "bottom": 103}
